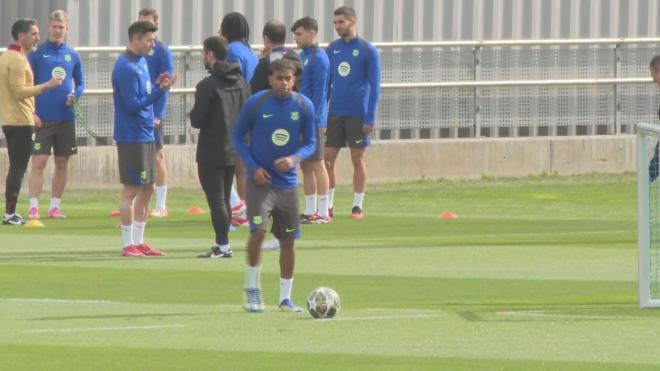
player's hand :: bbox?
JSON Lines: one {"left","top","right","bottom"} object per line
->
{"left": 33, "top": 113, "right": 42, "bottom": 128}
{"left": 158, "top": 73, "right": 178, "bottom": 90}
{"left": 154, "top": 118, "right": 161, "bottom": 126}
{"left": 253, "top": 168, "right": 271, "bottom": 186}
{"left": 44, "top": 76, "right": 63, "bottom": 90}
{"left": 274, "top": 157, "right": 295, "bottom": 172}
{"left": 66, "top": 94, "right": 75, "bottom": 107}
{"left": 156, "top": 72, "right": 169, "bottom": 85}
{"left": 362, "top": 124, "right": 373, "bottom": 135}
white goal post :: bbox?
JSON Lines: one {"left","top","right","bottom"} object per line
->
{"left": 637, "top": 122, "right": 660, "bottom": 308}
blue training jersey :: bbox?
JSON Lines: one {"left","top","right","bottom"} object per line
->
{"left": 144, "top": 37, "right": 173, "bottom": 120}
{"left": 112, "top": 50, "right": 164, "bottom": 143}
{"left": 28, "top": 40, "right": 84, "bottom": 122}
{"left": 326, "top": 37, "right": 381, "bottom": 125}
{"left": 300, "top": 45, "right": 329, "bottom": 128}
{"left": 227, "top": 41, "right": 258, "bottom": 84}
{"left": 232, "top": 91, "right": 316, "bottom": 189}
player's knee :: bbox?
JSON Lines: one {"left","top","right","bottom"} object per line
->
{"left": 156, "top": 150, "right": 165, "bottom": 162}
{"left": 31, "top": 156, "right": 48, "bottom": 171}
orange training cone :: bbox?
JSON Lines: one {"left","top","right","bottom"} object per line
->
{"left": 187, "top": 206, "right": 206, "bottom": 215}
{"left": 110, "top": 210, "right": 120, "bottom": 217}
{"left": 441, "top": 211, "right": 459, "bottom": 220}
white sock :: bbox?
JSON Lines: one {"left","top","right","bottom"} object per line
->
{"left": 328, "top": 188, "right": 335, "bottom": 209}
{"left": 246, "top": 265, "right": 261, "bottom": 289}
{"left": 304, "top": 195, "right": 316, "bottom": 215}
{"left": 279, "top": 277, "right": 293, "bottom": 304}
{"left": 318, "top": 195, "right": 329, "bottom": 217}
{"left": 218, "top": 243, "right": 230, "bottom": 253}
{"left": 230, "top": 186, "right": 242, "bottom": 209}
{"left": 132, "top": 221, "right": 146, "bottom": 245}
{"left": 353, "top": 193, "right": 365, "bottom": 209}
{"left": 155, "top": 186, "right": 167, "bottom": 209}
{"left": 29, "top": 197, "right": 38, "bottom": 209}
{"left": 50, "top": 197, "right": 60, "bottom": 210}
{"left": 121, "top": 224, "right": 133, "bottom": 247}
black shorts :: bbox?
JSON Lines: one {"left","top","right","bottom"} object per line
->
{"left": 32, "top": 121, "right": 77, "bottom": 156}
{"left": 154, "top": 120, "right": 164, "bottom": 151}
{"left": 325, "top": 115, "right": 370, "bottom": 148}
{"left": 117, "top": 142, "right": 156, "bottom": 185}
{"left": 246, "top": 178, "right": 300, "bottom": 239}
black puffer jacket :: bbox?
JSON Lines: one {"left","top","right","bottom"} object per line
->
{"left": 190, "top": 61, "right": 250, "bottom": 166}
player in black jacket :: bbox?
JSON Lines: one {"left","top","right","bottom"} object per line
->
{"left": 250, "top": 20, "right": 302, "bottom": 94}
{"left": 191, "top": 36, "right": 250, "bottom": 258}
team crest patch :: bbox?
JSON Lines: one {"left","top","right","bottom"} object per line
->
{"left": 140, "top": 171, "right": 147, "bottom": 180}
{"left": 353, "top": 49, "right": 359, "bottom": 57}
{"left": 253, "top": 216, "right": 263, "bottom": 225}
{"left": 33, "top": 142, "right": 41, "bottom": 151}
{"left": 64, "top": 54, "right": 72, "bottom": 62}
{"left": 291, "top": 111, "right": 299, "bottom": 121}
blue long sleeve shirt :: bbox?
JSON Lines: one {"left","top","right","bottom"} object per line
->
{"left": 300, "top": 45, "right": 329, "bottom": 128}
{"left": 232, "top": 91, "right": 316, "bottom": 189}
{"left": 28, "top": 40, "right": 84, "bottom": 122}
{"left": 112, "top": 50, "right": 164, "bottom": 143}
{"left": 326, "top": 37, "right": 381, "bottom": 125}
{"left": 227, "top": 41, "right": 258, "bottom": 84}
{"left": 145, "top": 37, "right": 173, "bottom": 120}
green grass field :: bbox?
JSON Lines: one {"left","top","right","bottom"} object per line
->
{"left": 1, "top": 174, "right": 659, "bottom": 370}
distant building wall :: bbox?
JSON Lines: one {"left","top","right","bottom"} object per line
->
{"left": 2, "top": 0, "right": 660, "bottom": 46}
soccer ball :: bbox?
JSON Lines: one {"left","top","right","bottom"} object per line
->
{"left": 307, "top": 287, "right": 340, "bottom": 319}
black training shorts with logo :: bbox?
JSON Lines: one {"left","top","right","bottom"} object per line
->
{"left": 117, "top": 142, "right": 156, "bottom": 185}
{"left": 325, "top": 115, "right": 370, "bottom": 148}
{"left": 32, "top": 121, "right": 77, "bottom": 156}
{"left": 245, "top": 178, "right": 300, "bottom": 240}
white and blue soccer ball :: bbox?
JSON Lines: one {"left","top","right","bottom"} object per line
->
{"left": 307, "top": 287, "right": 340, "bottom": 319}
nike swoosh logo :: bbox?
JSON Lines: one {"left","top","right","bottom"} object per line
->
{"left": 262, "top": 114, "right": 273, "bottom": 118}
{"left": 285, "top": 228, "right": 296, "bottom": 233}
{"left": 355, "top": 139, "right": 363, "bottom": 144}
{"left": 333, "top": 50, "right": 341, "bottom": 54}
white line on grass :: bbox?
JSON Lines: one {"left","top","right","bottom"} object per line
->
{"left": 315, "top": 314, "right": 442, "bottom": 322}
{"left": 25, "top": 324, "right": 186, "bottom": 333}
{"left": 496, "top": 306, "right": 650, "bottom": 321}
{"left": 4, "top": 298, "right": 116, "bottom": 304}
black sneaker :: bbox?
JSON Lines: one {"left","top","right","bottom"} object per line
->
{"left": 351, "top": 206, "right": 364, "bottom": 219}
{"left": 3, "top": 213, "right": 26, "bottom": 225}
{"left": 197, "top": 246, "right": 233, "bottom": 258}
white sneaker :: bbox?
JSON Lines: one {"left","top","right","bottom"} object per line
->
{"left": 262, "top": 238, "right": 280, "bottom": 250}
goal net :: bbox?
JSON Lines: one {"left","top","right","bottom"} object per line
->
{"left": 637, "top": 122, "right": 660, "bottom": 308}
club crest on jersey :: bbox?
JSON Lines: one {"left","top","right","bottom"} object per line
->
{"left": 353, "top": 49, "right": 359, "bottom": 57}
{"left": 146, "top": 80, "right": 152, "bottom": 95}
{"left": 338, "top": 61, "right": 351, "bottom": 77}
{"left": 291, "top": 111, "right": 299, "bottom": 121}
{"left": 272, "top": 129, "right": 290, "bottom": 146}
{"left": 51, "top": 66, "right": 66, "bottom": 79}
{"left": 64, "top": 54, "right": 72, "bottom": 62}
{"left": 253, "top": 216, "right": 263, "bottom": 225}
